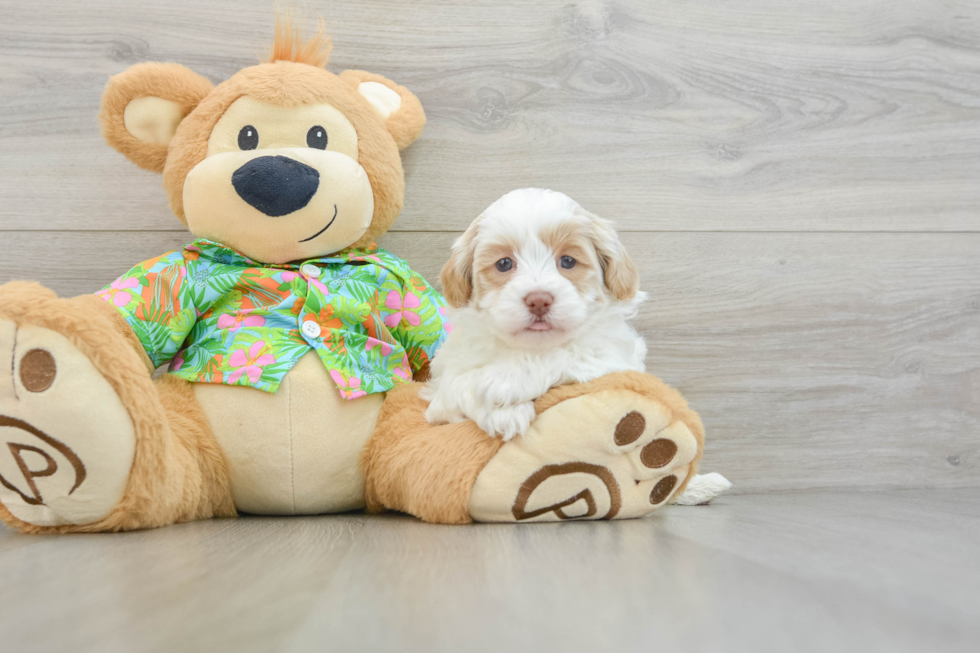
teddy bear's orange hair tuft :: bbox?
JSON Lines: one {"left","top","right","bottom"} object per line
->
{"left": 268, "top": 12, "right": 333, "bottom": 68}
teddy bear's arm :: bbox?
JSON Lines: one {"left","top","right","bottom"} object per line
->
{"left": 95, "top": 249, "right": 207, "bottom": 369}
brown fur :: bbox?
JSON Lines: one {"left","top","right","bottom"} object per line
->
{"left": 363, "top": 383, "right": 504, "bottom": 524}
{"left": 339, "top": 70, "right": 427, "bottom": 151}
{"left": 268, "top": 14, "right": 333, "bottom": 68}
{"left": 76, "top": 294, "right": 154, "bottom": 373}
{"left": 363, "top": 370, "right": 704, "bottom": 524}
{"left": 439, "top": 216, "right": 482, "bottom": 308}
{"left": 99, "top": 21, "right": 425, "bottom": 249}
{"left": 539, "top": 220, "right": 603, "bottom": 296}
{"left": 579, "top": 209, "right": 640, "bottom": 301}
{"left": 157, "top": 61, "right": 417, "bottom": 248}
{"left": 0, "top": 283, "right": 235, "bottom": 533}
{"left": 472, "top": 242, "right": 517, "bottom": 295}
{"left": 99, "top": 63, "right": 213, "bottom": 173}
{"left": 161, "top": 62, "right": 401, "bottom": 241}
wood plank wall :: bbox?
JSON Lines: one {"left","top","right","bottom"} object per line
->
{"left": 1, "top": 0, "right": 978, "bottom": 492}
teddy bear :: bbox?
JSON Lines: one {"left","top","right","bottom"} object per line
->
{"left": 0, "top": 18, "right": 705, "bottom": 532}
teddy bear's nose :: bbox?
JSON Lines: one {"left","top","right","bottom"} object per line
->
{"left": 232, "top": 155, "right": 320, "bottom": 217}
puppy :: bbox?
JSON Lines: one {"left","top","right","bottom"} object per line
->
{"left": 422, "top": 188, "right": 647, "bottom": 440}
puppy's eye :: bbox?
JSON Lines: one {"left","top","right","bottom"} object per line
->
{"left": 307, "top": 125, "right": 328, "bottom": 149}
{"left": 495, "top": 258, "right": 514, "bottom": 272}
{"left": 238, "top": 125, "right": 259, "bottom": 150}
{"left": 559, "top": 255, "right": 577, "bottom": 269}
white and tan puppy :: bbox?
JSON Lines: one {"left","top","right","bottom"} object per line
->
{"left": 422, "top": 188, "right": 647, "bottom": 440}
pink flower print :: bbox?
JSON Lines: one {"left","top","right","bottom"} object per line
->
{"left": 310, "top": 278, "right": 329, "bottom": 295}
{"left": 364, "top": 337, "right": 394, "bottom": 356}
{"left": 98, "top": 276, "right": 140, "bottom": 308}
{"left": 384, "top": 291, "right": 421, "bottom": 328}
{"left": 281, "top": 271, "right": 298, "bottom": 283}
{"left": 227, "top": 341, "right": 276, "bottom": 385}
{"left": 217, "top": 309, "right": 265, "bottom": 332}
{"left": 394, "top": 354, "right": 411, "bottom": 381}
{"left": 439, "top": 305, "right": 453, "bottom": 332}
{"left": 330, "top": 369, "right": 367, "bottom": 400}
{"left": 170, "top": 350, "right": 186, "bottom": 372}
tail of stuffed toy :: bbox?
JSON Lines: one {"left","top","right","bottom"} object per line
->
{"left": 674, "top": 472, "right": 732, "bottom": 506}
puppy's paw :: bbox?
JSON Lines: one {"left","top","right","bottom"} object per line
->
{"left": 424, "top": 398, "right": 463, "bottom": 425}
{"left": 472, "top": 376, "right": 518, "bottom": 408}
{"left": 477, "top": 402, "right": 536, "bottom": 441}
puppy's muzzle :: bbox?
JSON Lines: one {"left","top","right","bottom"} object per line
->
{"left": 525, "top": 292, "right": 554, "bottom": 318}
{"left": 232, "top": 155, "right": 320, "bottom": 217}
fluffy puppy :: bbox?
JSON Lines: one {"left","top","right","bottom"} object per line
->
{"left": 422, "top": 188, "right": 647, "bottom": 440}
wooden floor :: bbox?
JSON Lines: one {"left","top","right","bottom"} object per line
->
{"left": 0, "top": 490, "right": 976, "bottom": 653}
{"left": 1, "top": 0, "right": 979, "bottom": 492}
{"left": 1, "top": 1, "right": 979, "bottom": 651}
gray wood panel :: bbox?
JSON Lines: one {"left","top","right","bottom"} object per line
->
{"left": 3, "top": 3, "right": 979, "bottom": 651}
{"left": 1, "top": 491, "right": 977, "bottom": 653}
{"left": 1, "top": 0, "right": 979, "bottom": 232}
{"left": 1, "top": 229, "right": 977, "bottom": 492}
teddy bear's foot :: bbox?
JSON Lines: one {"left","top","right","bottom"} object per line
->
{"left": 469, "top": 386, "right": 700, "bottom": 522}
{"left": 0, "top": 319, "right": 136, "bottom": 528}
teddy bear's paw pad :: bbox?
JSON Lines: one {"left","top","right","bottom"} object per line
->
{"left": 468, "top": 389, "right": 699, "bottom": 522}
{"left": 0, "top": 320, "right": 135, "bottom": 527}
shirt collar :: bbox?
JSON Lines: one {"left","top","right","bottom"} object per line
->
{"left": 187, "top": 239, "right": 408, "bottom": 276}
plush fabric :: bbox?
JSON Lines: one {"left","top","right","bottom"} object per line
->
{"left": 99, "top": 62, "right": 213, "bottom": 173}
{"left": 470, "top": 386, "right": 700, "bottom": 522}
{"left": 367, "top": 371, "right": 704, "bottom": 524}
{"left": 196, "top": 351, "right": 384, "bottom": 515}
{"left": 363, "top": 382, "right": 505, "bottom": 524}
{"left": 124, "top": 97, "right": 186, "bottom": 146}
{"left": 339, "top": 70, "right": 427, "bottom": 151}
{"left": 533, "top": 370, "right": 704, "bottom": 497}
{"left": 267, "top": 13, "right": 333, "bottom": 69}
{"left": 0, "top": 284, "right": 234, "bottom": 533}
{"left": 158, "top": 60, "right": 419, "bottom": 250}
{"left": 0, "top": 322, "right": 136, "bottom": 527}
{"left": 0, "top": 17, "right": 710, "bottom": 535}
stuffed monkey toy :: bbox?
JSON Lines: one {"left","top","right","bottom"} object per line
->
{"left": 0, "top": 19, "right": 704, "bottom": 532}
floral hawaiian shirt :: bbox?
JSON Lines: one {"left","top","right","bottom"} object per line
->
{"left": 98, "top": 239, "right": 450, "bottom": 400}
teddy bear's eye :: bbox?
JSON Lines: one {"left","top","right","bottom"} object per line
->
{"left": 238, "top": 125, "right": 259, "bottom": 150}
{"left": 307, "top": 125, "right": 328, "bottom": 150}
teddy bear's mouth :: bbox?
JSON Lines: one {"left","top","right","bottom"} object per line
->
{"left": 298, "top": 204, "right": 339, "bottom": 243}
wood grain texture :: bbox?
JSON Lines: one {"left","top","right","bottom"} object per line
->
{"left": 1, "top": 0, "right": 979, "bottom": 231}
{"left": 0, "top": 516, "right": 370, "bottom": 653}
{"left": 2, "top": 3, "right": 979, "bottom": 652}
{"left": 1, "top": 491, "right": 978, "bottom": 653}
{"left": 1, "top": 230, "right": 977, "bottom": 492}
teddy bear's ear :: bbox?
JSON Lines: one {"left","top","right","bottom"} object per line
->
{"left": 339, "top": 70, "right": 426, "bottom": 150}
{"left": 100, "top": 62, "right": 213, "bottom": 173}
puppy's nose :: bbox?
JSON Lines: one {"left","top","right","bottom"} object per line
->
{"left": 232, "top": 155, "right": 320, "bottom": 217}
{"left": 524, "top": 292, "right": 554, "bottom": 318}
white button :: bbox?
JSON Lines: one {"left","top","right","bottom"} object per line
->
{"left": 301, "top": 321, "right": 321, "bottom": 339}
{"left": 301, "top": 263, "right": 320, "bottom": 278}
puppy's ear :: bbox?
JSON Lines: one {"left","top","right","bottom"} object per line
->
{"left": 340, "top": 70, "right": 426, "bottom": 150}
{"left": 579, "top": 208, "right": 640, "bottom": 301}
{"left": 440, "top": 217, "right": 482, "bottom": 308}
{"left": 100, "top": 63, "right": 213, "bottom": 173}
